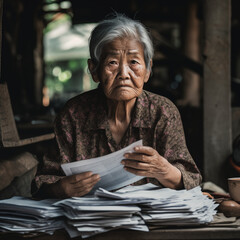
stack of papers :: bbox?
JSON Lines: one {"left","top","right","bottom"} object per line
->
{"left": 0, "top": 196, "right": 65, "bottom": 235}
{"left": 0, "top": 185, "right": 218, "bottom": 238}
{"left": 54, "top": 197, "right": 148, "bottom": 238}
{"left": 95, "top": 184, "right": 218, "bottom": 228}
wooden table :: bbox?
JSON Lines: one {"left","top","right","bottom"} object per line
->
{"left": 1, "top": 226, "right": 240, "bottom": 240}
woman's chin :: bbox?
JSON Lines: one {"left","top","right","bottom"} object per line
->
{"left": 107, "top": 89, "right": 141, "bottom": 102}
{"left": 110, "top": 93, "right": 138, "bottom": 102}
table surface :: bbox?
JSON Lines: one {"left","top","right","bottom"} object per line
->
{"left": 1, "top": 225, "right": 240, "bottom": 240}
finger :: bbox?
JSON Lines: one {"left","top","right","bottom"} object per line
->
{"left": 68, "top": 172, "right": 96, "bottom": 184}
{"left": 73, "top": 178, "right": 100, "bottom": 197}
{"left": 60, "top": 173, "right": 100, "bottom": 197}
{"left": 122, "top": 159, "right": 149, "bottom": 170}
{"left": 124, "top": 166, "right": 149, "bottom": 177}
{"left": 123, "top": 152, "right": 151, "bottom": 163}
{"left": 72, "top": 174, "right": 101, "bottom": 189}
{"left": 133, "top": 146, "right": 156, "bottom": 155}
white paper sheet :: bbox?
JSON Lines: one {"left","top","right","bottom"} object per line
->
{"left": 61, "top": 140, "right": 144, "bottom": 192}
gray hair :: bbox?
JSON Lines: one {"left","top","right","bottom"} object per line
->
{"left": 89, "top": 14, "right": 154, "bottom": 72}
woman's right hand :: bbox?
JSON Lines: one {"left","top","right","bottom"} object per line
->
{"left": 53, "top": 171, "right": 101, "bottom": 198}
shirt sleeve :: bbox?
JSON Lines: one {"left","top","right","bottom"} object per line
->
{"left": 54, "top": 108, "right": 75, "bottom": 163}
{"left": 155, "top": 100, "right": 202, "bottom": 189}
{"left": 32, "top": 107, "right": 75, "bottom": 194}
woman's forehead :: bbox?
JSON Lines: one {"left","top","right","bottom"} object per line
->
{"left": 102, "top": 38, "right": 144, "bottom": 55}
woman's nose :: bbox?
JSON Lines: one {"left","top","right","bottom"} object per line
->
{"left": 118, "top": 63, "right": 130, "bottom": 79}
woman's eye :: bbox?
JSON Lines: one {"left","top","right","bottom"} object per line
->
{"left": 131, "top": 60, "right": 138, "bottom": 64}
{"left": 109, "top": 61, "right": 117, "bottom": 65}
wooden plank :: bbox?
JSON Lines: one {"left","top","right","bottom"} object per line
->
{"left": 0, "top": 82, "right": 55, "bottom": 147}
{"left": 88, "top": 228, "right": 240, "bottom": 240}
{"left": 203, "top": 0, "right": 232, "bottom": 190}
{"left": 1, "top": 227, "right": 240, "bottom": 240}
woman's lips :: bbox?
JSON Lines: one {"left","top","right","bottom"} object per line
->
{"left": 115, "top": 85, "right": 131, "bottom": 88}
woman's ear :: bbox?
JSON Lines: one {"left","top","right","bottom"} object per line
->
{"left": 88, "top": 59, "right": 99, "bottom": 83}
{"left": 144, "top": 59, "right": 153, "bottom": 83}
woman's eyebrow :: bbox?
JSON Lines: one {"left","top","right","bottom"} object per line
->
{"left": 104, "top": 50, "right": 141, "bottom": 59}
{"left": 128, "top": 50, "right": 140, "bottom": 54}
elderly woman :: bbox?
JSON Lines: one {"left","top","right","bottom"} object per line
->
{"left": 32, "top": 14, "right": 202, "bottom": 199}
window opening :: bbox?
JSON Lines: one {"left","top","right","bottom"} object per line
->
{"left": 43, "top": 6, "right": 97, "bottom": 112}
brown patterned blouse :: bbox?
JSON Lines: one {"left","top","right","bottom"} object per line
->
{"left": 33, "top": 87, "right": 202, "bottom": 193}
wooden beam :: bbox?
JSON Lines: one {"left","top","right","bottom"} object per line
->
{"left": 203, "top": 0, "right": 232, "bottom": 190}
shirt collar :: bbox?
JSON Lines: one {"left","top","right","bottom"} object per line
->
{"left": 84, "top": 87, "right": 109, "bottom": 131}
{"left": 131, "top": 90, "right": 152, "bottom": 128}
{"left": 84, "top": 89, "right": 152, "bottom": 131}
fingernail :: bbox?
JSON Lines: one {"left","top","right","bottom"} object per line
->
{"left": 135, "top": 147, "right": 139, "bottom": 150}
{"left": 121, "top": 160, "right": 125, "bottom": 165}
{"left": 124, "top": 153, "right": 128, "bottom": 158}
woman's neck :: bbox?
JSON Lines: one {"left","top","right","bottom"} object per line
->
{"left": 107, "top": 98, "right": 136, "bottom": 144}
{"left": 107, "top": 98, "right": 136, "bottom": 124}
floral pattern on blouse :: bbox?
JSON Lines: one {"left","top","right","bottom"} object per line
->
{"left": 32, "top": 87, "right": 202, "bottom": 193}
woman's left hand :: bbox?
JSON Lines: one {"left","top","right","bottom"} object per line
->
{"left": 121, "top": 146, "right": 183, "bottom": 189}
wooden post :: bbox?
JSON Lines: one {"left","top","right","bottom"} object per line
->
{"left": 178, "top": 0, "right": 200, "bottom": 107}
{"left": 203, "top": 0, "right": 232, "bottom": 189}
{"left": 0, "top": 0, "right": 3, "bottom": 82}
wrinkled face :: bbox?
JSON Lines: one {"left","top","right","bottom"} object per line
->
{"left": 89, "top": 38, "right": 151, "bottom": 101}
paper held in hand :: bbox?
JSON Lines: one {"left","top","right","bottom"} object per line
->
{"left": 61, "top": 140, "right": 144, "bottom": 192}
